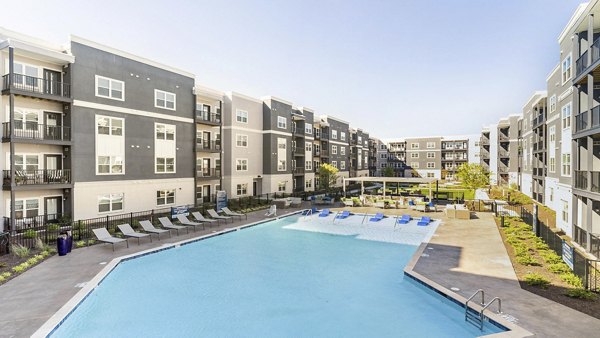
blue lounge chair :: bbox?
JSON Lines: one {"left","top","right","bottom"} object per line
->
{"left": 417, "top": 217, "right": 431, "bottom": 226}
{"left": 369, "top": 213, "right": 385, "bottom": 222}
{"left": 335, "top": 210, "right": 351, "bottom": 219}
{"left": 301, "top": 207, "right": 318, "bottom": 216}
{"left": 397, "top": 214, "right": 411, "bottom": 225}
{"left": 318, "top": 209, "right": 331, "bottom": 217}
{"left": 408, "top": 200, "right": 415, "bottom": 206}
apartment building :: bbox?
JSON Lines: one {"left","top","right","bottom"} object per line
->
{"left": 313, "top": 115, "right": 350, "bottom": 186}
{"left": 386, "top": 139, "right": 406, "bottom": 176}
{"left": 0, "top": 29, "right": 75, "bottom": 230}
{"left": 349, "top": 128, "right": 369, "bottom": 178}
{"left": 519, "top": 91, "right": 548, "bottom": 203}
{"left": 481, "top": 115, "right": 520, "bottom": 187}
{"left": 480, "top": 126, "right": 496, "bottom": 184}
{"left": 293, "top": 107, "right": 315, "bottom": 192}
{"left": 368, "top": 137, "right": 388, "bottom": 177}
{"left": 440, "top": 138, "right": 469, "bottom": 180}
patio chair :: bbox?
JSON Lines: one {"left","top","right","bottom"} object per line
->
{"left": 397, "top": 214, "right": 412, "bottom": 225}
{"left": 417, "top": 216, "right": 431, "bottom": 226}
{"left": 222, "top": 207, "right": 247, "bottom": 220}
{"left": 318, "top": 209, "right": 330, "bottom": 217}
{"left": 117, "top": 223, "right": 151, "bottom": 245}
{"left": 158, "top": 217, "right": 189, "bottom": 235}
{"left": 369, "top": 213, "right": 385, "bottom": 222}
{"left": 265, "top": 205, "right": 277, "bottom": 217}
{"left": 176, "top": 215, "right": 205, "bottom": 231}
{"left": 208, "top": 209, "right": 233, "bottom": 223}
{"left": 139, "top": 220, "right": 171, "bottom": 240}
{"left": 301, "top": 207, "right": 318, "bottom": 216}
{"left": 192, "top": 211, "right": 219, "bottom": 227}
{"left": 335, "top": 210, "right": 351, "bottom": 219}
{"left": 92, "top": 228, "right": 129, "bottom": 251}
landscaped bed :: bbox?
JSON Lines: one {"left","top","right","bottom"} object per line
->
{"left": 0, "top": 239, "right": 57, "bottom": 286}
{"left": 495, "top": 216, "right": 600, "bottom": 319}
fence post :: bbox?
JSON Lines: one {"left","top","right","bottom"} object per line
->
{"left": 501, "top": 214, "right": 505, "bottom": 227}
{"left": 130, "top": 212, "right": 133, "bottom": 227}
{"left": 533, "top": 204, "right": 539, "bottom": 236}
{"left": 105, "top": 215, "right": 109, "bottom": 231}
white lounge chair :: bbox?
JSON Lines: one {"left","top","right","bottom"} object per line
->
{"left": 158, "top": 217, "right": 189, "bottom": 235}
{"left": 191, "top": 212, "right": 218, "bottom": 227}
{"left": 139, "top": 220, "right": 171, "bottom": 240}
{"left": 117, "top": 223, "right": 151, "bottom": 245}
{"left": 207, "top": 209, "right": 233, "bottom": 223}
{"left": 92, "top": 228, "right": 129, "bottom": 251}
{"left": 176, "top": 215, "right": 205, "bottom": 231}
{"left": 221, "top": 207, "right": 247, "bottom": 220}
{"left": 265, "top": 205, "right": 277, "bottom": 217}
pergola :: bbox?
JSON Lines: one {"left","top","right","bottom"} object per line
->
{"left": 342, "top": 176, "right": 438, "bottom": 201}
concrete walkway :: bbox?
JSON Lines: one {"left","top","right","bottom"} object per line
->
{"left": 413, "top": 212, "right": 600, "bottom": 337}
{"left": 0, "top": 204, "right": 312, "bottom": 338}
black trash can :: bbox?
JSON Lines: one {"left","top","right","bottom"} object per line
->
{"left": 66, "top": 230, "right": 73, "bottom": 253}
{"left": 57, "top": 235, "right": 68, "bottom": 256}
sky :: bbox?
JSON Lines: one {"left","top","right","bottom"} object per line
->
{"left": 0, "top": 0, "right": 586, "bottom": 138}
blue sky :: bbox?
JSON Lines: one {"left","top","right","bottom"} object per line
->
{"left": 1, "top": 0, "right": 584, "bottom": 138}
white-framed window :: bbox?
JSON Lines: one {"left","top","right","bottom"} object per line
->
{"left": 340, "top": 161, "right": 346, "bottom": 170}
{"left": 561, "top": 153, "right": 571, "bottom": 176}
{"left": 549, "top": 126, "right": 556, "bottom": 143}
{"left": 340, "top": 132, "right": 346, "bottom": 141}
{"left": 410, "top": 162, "right": 419, "bottom": 168}
{"left": 97, "top": 156, "right": 123, "bottom": 174}
{"left": 155, "top": 157, "right": 175, "bottom": 173}
{"left": 305, "top": 161, "right": 313, "bottom": 170}
{"left": 561, "top": 103, "right": 571, "bottom": 129}
{"left": 97, "top": 116, "right": 123, "bottom": 136}
{"left": 98, "top": 193, "right": 123, "bottom": 213}
{"left": 305, "top": 143, "right": 312, "bottom": 152}
{"left": 562, "top": 200, "right": 569, "bottom": 222}
{"left": 411, "top": 153, "right": 419, "bottom": 158}
{"left": 305, "top": 179, "right": 312, "bottom": 188}
{"left": 157, "top": 190, "right": 175, "bottom": 206}
{"left": 332, "top": 130, "right": 338, "bottom": 139}
{"left": 236, "top": 110, "right": 248, "bottom": 123}
{"left": 236, "top": 183, "right": 248, "bottom": 196}
{"left": 380, "top": 153, "right": 387, "bottom": 159}
{"left": 155, "top": 123, "right": 175, "bottom": 140}
{"left": 427, "top": 142, "right": 435, "bottom": 149}
{"left": 13, "top": 62, "right": 39, "bottom": 87}
{"left": 95, "top": 75, "right": 124, "bottom": 101}
{"left": 380, "top": 163, "right": 386, "bottom": 168}
{"left": 278, "top": 182, "right": 286, "bottom": 192}
{"left": 331, "top": 161, "right": 338, "bottom": 168}
{"left": 411, "top": 143, "right": 419, "bottom": 149}
{"left": 549, "top": 95, "right": 557, "bottom": 113}
{"left": 155, "top": 89, "right": 176, "bottom": 110}
{"left": 332, "top": 145, "right": 338, "bottom": 155}
{"left": 278, "top": 159, "right": 286, "bottom": 171}
{"left": 358, "top": 136, "right": 362, "bottom": 143}
{"left": 427, "top": 173, "right": 435, "bottom": 178}
{"left": 561, "top": 54, "right": 572, "bottom": 84}
{"left": 236, "top": 159, "right": 248, "bottom": 171}
{"left": 278, "top": 142, "right": 286, "bottom": 150}
{"left": 14, "top": 154, "right": 39, "bottom": 171}
{"left": 427, "top": 152, "right": 435, "bottom": 158}
{"left": 427, "top": 162, "right": 435, "bottom": 168}
{"left": 340, "top": 146, "right": 345, "bottom": 155}
{"left": 236, "top": 134, "right": 248, "bottom": 147}
{"left": 305, "top": 123, "right": 313, "bottom": 134}
{"left": 14, "top": 198, "right": 39, "bottom": 218}
{"left": 277, "top": 116, "right": 287, "bottom": 129}
{"left": 549, "top": 157, "right": 556, "bottom": 173}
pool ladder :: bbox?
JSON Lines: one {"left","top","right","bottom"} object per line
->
{"left": 464, "top": 289, "right": 502, "bottom": 331}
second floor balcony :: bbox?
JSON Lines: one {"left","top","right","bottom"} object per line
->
{"left": 575, "top": 106, "right": 600, "bottom": 134}
{"left": 293, "top": 167, "right": 305, "bottom": 175}
{"left": 195, "top": 112, "right": 221, "bottom": 125}
{"left": 574, "top": 170, "right": 600, "bottom": 193}
{"left": 196, "top": 140, "right": 221, "bottom": 152}
{"left": 3, "top": 169, "right": 71, "bottom": 188}
{"left": 2, "top": 73, "right": 71, "bottom": 102}
{"left": 196, "top": 168, "right": 221, "bottom": 179}
{"left": 2, "top": 122, "right": 71, "bottom": 144}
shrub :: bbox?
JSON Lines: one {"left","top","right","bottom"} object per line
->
{"left": 34, "top": 238, "right": 53, "bottom": 252}
{"left": 10, "top": 243, "right": 30, "bottom": 258}
{"left": 1, "top": 272, "right": 11, "bottom": 278}
{"left": 12, "top": 265, "right": 25, "bottom": 273}
{"left": 75, "top": 240, "right": 87, "bottom": 248}
{"left": 23, "top": 229, "right": 37, "bottom": 239}
{"left": 26, "top": 257, "right": 39, "bottom": 265}
{"left": 565, "top": 288, "right": 598, "bottom": 300}
{"left": 40, "top": 251, "right": 50, "bottom": 258}
{"left": 0, "top": 262, "right": 6, "bottom": 268}
{"left": 561, "top": 273, "right": 584, "bottom": 288}
{"left": 548, "top": 263, "right": 571, "bottom": 274}
{"left": 516, "top": 255, "right": 540, "bottom": 266}
{"left": 47, "top": 224, "right": 60, "bottom": 232}
{"left": 524, "top": 273, "right": 550, "bottom": 288}
{"left": 540, "top": 251, "right": 563, "bottom": 265}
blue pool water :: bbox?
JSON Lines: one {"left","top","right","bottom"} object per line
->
{"left": 51, "top": 216, "right": 504, "bottom": 337}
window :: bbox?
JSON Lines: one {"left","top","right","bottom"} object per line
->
{"left": 358, "top": 136, "right": 362, "bottom": 143}
{"left": 331, "top": 161, "right": 338, "bottom": 168}
{"left": 380, "top": 163, "right": 386, "bottom": 168}
{"left": 561, "top": 153, "right": 571, "bottom": 176}
{"left": 380, "top": 153, "right": 387, "bottom": 159}
{"left": 562, "top": 200, "right": 569, "bottom": 223}
{"left": 305, "top": 124, "right": 313, "bottom": 134}
{"left": 236, "top": 183, "right": 248, "bottom": 196}
{"left": 427, "top": 162, "right": 435, "bottom": 168}
{"left": 305, "top": 179, "right": 312, "bottom": 188}
{"left": 13, "top": 63, "right": 39, "bottom": 87}
{"left": 277, "top": 116, "right": 287, "bottom": 129}
{"left": 561, "top": 103, "right": 571, "bottom": 129}
{"left": 427, "top": 142, "right": 435, "bottom": 149}
{"left": 340, "top": 132, "right": 346, "bottom": 141}
{"left": 14, "top": 154, "right": 39, "bottom": 171}
{"left": 278, "top": 182, "right": 286, "bottom": 192}
{"left": 549, "top": 126, "right": 556, "bottom": 143}
{"left": 427, "top": 152, "right": 435, "bottom": 158}
{"left": 305, "top": 161, "right": 313, "bottom": 170}
{"left": 97, "top": 116, "right": 123, "bottom": 136}
{"left": 332, "top": 145, "right": 338, "bottom": 155}
{"left": 14, "top": 199, "right": 39, "bottom": 218}
{"left": 278, "top": 160, "right": 287, "bottom": 171}
{"left": 97, "top": 156, "right": 123, "bottom": 174}
{"left": 157, "top": 190, "right": 175, "bottom": 206}
{"left": 549, "top": 157, "right": 556, "bottom": 173}
{"left": 549, "top": 95, "right": 557, "bottom": 113}
{"left": 561, "top": 54, "right": 572, "bottom": 84}
{"left": 236, "top": 159, "right": 248, "bottom": 171}
{"left": 278, "top": 142, "right": 286, "bottom": 150}
{"left": 340, "top": 146, "right": 345, "bottom": 155}
{"left": 427, "top": 173, "right": 435, "bottom": 178}
{"left": 411, "top": 153, "right": 419, "bottom": 158}
{"left": 236, "top": 110, "right": 248, "bottom": 123}
{"left": 236, "top": 134, "right": 248, "bottom": 147}
{"left": 305, "top": 143, "right": 312, "bottom": 152}
{"left": 155, "top": 123, "right": 175, "bottom": 140}
{"left": 98, "top": 193, "right": 123, "bottom": 213}
{"left": 155, "top": 89, "right": 176, "bottom": 110}
{"left": 331, "top": 130, "right": 338, "bottom": 139}
{"left": 380, "top": 144, "right": 386, "bottom": 150}
{"left": 340, "top": 161, "right": 346, "bottom": 170}
{"left": 156, "top": 157, "right": 175, "bottom": 173}
{"left": 411, "top": 143, "right": 419, "bottom": 149}
{"left": 410, "top": 162, "right": 419, "bottom": 168}
{"left": 95, "top": 75, "right": 124, "bottom": 101}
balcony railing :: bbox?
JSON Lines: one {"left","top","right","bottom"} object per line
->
{"left": 196, "top": 140, "right": 221, "bottom": 152}
{"left": 592, "top": 171, "right": 600, "bottom": 193}
{"left": 575, "top": 170, "right": 588, "bottom": 190}
{"left": 3, "top": 169, "right": 71, "bottom": 186}
{"left": 576, "top": 111, "right": 588, "bottom": 132}
{"left": 2, "top": 73, "right": 71, "bottom": 99}
{"left": 576, "top": 50, "right": 589, "bottom": 77}
{"left": 293, "top": 147, "right": 305, "bottom": 155}
{"left": 498, "top": 134, "right": 509, "bottom": 142}
{"left": 2, "top": 122, "right": 71, "bottom": 142}
{"left": 196, "top": 168, "right": 221, "bottom": 179}
{"left": 293, "top": 167, "right": 305, "bottom": 174}
{"left": 593, "top": 106, "right": 600, "bottom": 128}
{"left": 498, "top": 151, "right": 510, "bottom": 158}
{"left": 533, "top": 114, "right": 546, "bottom": 128}
{"left": 480, "top": 139, "right": 490, "bottom": 145}
{"left": 195, "top": 112, "right": 221, "bottom": 125}
{"left": 320, "top": 149, "right": 329, "bottom": 157}
{"left": 292, "top": 127, "right": 305, "bottom": 135}
{"left": 533, "top": 168, "right": 546, "bottom": 177}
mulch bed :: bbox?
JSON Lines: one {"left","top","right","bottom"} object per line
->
{"left": 0, "top": 249, "right": 55, "bottom": 286}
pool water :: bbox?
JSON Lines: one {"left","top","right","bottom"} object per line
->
{"left": 51, "top": 215, "right": 504, "bottom": 337}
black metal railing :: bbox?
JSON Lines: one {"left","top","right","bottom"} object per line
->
{"left": 591, "top": 171, "right": 600, "bottom": 193}
{"left": 2, "top": 122, "right": 71, "bottom": 141}
{"left": 292, "top": 127, "right": 304, "bottom": 135}
{"left": 576, "top": 50, "right": 589, "bottom": 77}
{"left": 320, "top": 149, "right": 329, "bottom": 157}
{"left": 196, "top": 168, "right": 221, "bottom": 179}
{"left": 592, "top": 106, "right": 600, "bottom": 128}
{"left": 576, "top": 111, "right": 588, "bottom": 132}
{"left": 593, "top": 37, "right": 600, "bottom": 66}
{"left": 574, "top": 170, "right": 588, "bottom": 190}
{"left": 3, "top": 169, "right": 71, "bottom": 186}
{"left": 293, "top": 167, "right": 305, "bottom": 174}
{"left": 293, "top": 147, "right": 305, "bottom": 155}
{"left": 3, "top": 73, "right": 71, "bottom": 98}
{"left": 498, "top": 134, "right": 509, "bottom": 141}
{"left": 196, "top": 140, "right": 221, "bottom": 152}
{"left": 195, "top": 111, "right": 221, "bottom": 124}
{"left": 320, "top": 132, "right": 329, "bottom": 139}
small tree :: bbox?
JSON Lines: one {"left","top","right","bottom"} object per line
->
{"left": 455, "top": 163, "right": 489, "bottom": 190}
{"left": 382, "top": 166, "right": 395, "bottom": 177}
{"left": 318, "top": 163, "right": 339, "bottom": 192}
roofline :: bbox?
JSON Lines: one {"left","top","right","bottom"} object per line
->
{"left": 226, "top": 91, "right": 263, "bottom": 104}
{"left": 261, "top": 95, "right": 294, "bottom": 106}
{"left": 297, "top": 106, "right": 314, "bottom": 113}
{"left": 70, "top": 35, "right": 195, "bottom": 79}
{"left": 546, "top": 64, "right": 560, "bottom": 82}
{"left": 558, "top": 2, "right": 589, "bottom": 44}
{"left": 320, "top": 114, "right": 350, "bottom": 125}
{"left": 194, "top": 84, "right": 224, "bottom": 100}
{"left": 521, "top": 91, "right": 548, "bottom": 111}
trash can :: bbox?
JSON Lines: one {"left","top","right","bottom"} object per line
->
{"left": 66, "top": 230, "right": 73, "bottom": 253}
{"left": 57, "top": 234, "right": 69, "bottom": 256}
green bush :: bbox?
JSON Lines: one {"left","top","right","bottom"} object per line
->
{"left": 0, "top": 262, "right": 6, "bottom": 268}
{"left": 47, "top": 224, "right": 60, "bottom": 232}
{"left": 560, "top": 273, "right": 584, "bottom": 288}
{"left": 75, "top": 240, "right": 87, "bottom": 248}
{"left": 12, "top": 265, "right": 25, "bottom": 273}
{"left": 10, "top": 243, "right": 30, "bottom": 258}
{"left": 540, "top": 251, "right": 563, "bottom": 264}
{"left": 524, "top": 273, "right": 550, "bottom": 288}
{"left": 548, "top": 263, "right": 571, "bottom": 274}
{"left": 26, "top": 257, "right": 39, "bottom": 265}
{"left": 565, "top": 288, "right": 598, "bottom": 300}
{"left": 1, "top": 272, "right": 11, "bottom": 278}
{"left": 516, "top": 255, "right": 540, "bottom": 266}
{"left": 23, "top": 229, "right": 37, "bottom": 239}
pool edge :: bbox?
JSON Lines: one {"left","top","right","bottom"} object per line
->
{"left": 32, "top": 210, "right": 302, "bottom": 338}
{"left": 403, "top": 243, "right": 534, "bottom": 338}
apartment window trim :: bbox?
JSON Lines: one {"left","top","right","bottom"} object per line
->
{"left": 236, "top": 134, "right": 248, "bottom": 148}
{"left": 427, "top": 152, "right": 435, "bottom": 159}
{"left": 155, "top": 157, "right": 176, "bottom": 174}
{"left": 156, "top": 189, "right": 176, "bottom": 206}
{"left": 332, "top": 145, "right": 338, "bottom": 155}
{"left": 561, "top": 153, "right": 571, "bottom": 177}
{"left": 561, "top": 53, "right": 572, "bottom": 85}
{"left": 155, "top": 123, "right": 175, "bottom": 141}
{"left": 561, "top": 102, "right": 572, "bottom": 130}
{"left": 426, "top": 142, "right": 435, "bottom": 149}
{"left": 427, "top": 162, "right": 435, "bottom": 169}
{"left": 95, "top": 75, "right": 125, "bottom": 101}
{"left": 236, "top": 110, "right": 248, "bottom": 123}
{"left": 98, "top": 193, "right": 124, "bottom": 214}
{"left": 277, "top": 116, "right": 287, "bottom": 129}
{"left": 236, "top": 158, "right": 248, "bottom": 172}
{"left": 411, "top": 143, "right": 419, "bottom": 149}
{"left": 154, "top": 89, "right": 176, "bottom": 111}
{"left": 236, "top": 183, "right": 248, "bottom": 196}
{"left": 549, "top": 95, "right": 557, "bottom": 113}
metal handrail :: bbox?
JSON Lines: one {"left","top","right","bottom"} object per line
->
{"left": 480, "top": 297, "right": 502, "bottom": 330}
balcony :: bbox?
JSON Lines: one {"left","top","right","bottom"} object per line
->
{"left": 2, "top": 73, "right": 71, "bottom": 102}
{"left": 592, "top": 171, "right": 600, "bottom": 193}
{"left": 498, "top": 151, "right": 510, "bottom": 158}
{"left": 575, "top": 106, "right": 600, "bottom": 134}
{"left": 2, "top": 123, "right": 71, "bottom": 144}
{"left": 498, "top": 134, "right": 509, "bottom": 142}
{"left": 575, "top": 38, "right": 600, "bottom": 80}
{"left": 3, "top": 169, "right": 71, "bottom": 189}
{"left": 293, "top": 147, "right": 305, "bottom": 155}
{"left": 320, "top": 149, "right": 329, "bottom": 157}
{"left": 576, "top": 50, "right": 589, "bottom": 78}
{"left": 196, "top": 168, "right": 221, "bottom": 179}
{"left": 292, "top": 127, "right": 305, "bottom": 135}
{"left": 480, "top": 139, "right": 490, "bottom": 146}
{"left": 575, "top": 170, "right": 588, "bottom": 190}
{"left": 195, "top": 112, "right": 221, "bottom": 125}
{"left": 576, "top": 111, "right": 588, "bottom": 132}
{"left": 533, "top": 168, "right": 546, "bottom": 177}
{"left": 293, "top": 167, "right": 305, "bottom": 175}
{"left": 196, "top": 140, "right": 221, "bottom": 152}
{"left": 319, "top": 132, "right": 329, "bottom": 140}
{"left": 533, "top": 141, "right": 545, "bottom": 152}
{"left": 532, "top": 114, "right": 546, "bottom": 128}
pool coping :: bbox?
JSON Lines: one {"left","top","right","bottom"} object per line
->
{"left": 403, "top": 243, "right": 534, "bottom": 338}
{"left": 32, "top": 210, "right": 302, "bottom": 338}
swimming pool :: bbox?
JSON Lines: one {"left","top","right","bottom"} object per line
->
{"left": 49, "top": 213, "right": 505, "bottom": 337}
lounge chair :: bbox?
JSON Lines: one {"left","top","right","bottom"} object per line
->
{"left": 265, "top": 205, "right": 277, "bottom": 217}
{"left": 208, "top": 209, "right": 233, "bottom": 223}
{"left": 335, "top": 210, "right": 351, "bottom": 219}
{"left": 117, "top": 223, "right": 151, "bottom": 245}
{"left": 318, "top": 209, "right": 331, "bottom": 217}
{"left": 301, "top": 207, "right": 318, "bottom": 216}
{"left": 397, "top": 214, "right": 412, "bottom": 225}
{"left": 222, "top": 207, "right": 247, "bottom": 220}
{"left": 158, "top": 217, "right": 189, "bottom": 235}
{"left": 139, "top": 220, "right": 171, "bottom": 240}
{"left": 92, "top": 228, "right": 129, "bottom": 251}
{"left": 192, "top": 211, "right": 219, "bottom": 227}
{"left": 176, "top": 215, "right": 205, "bottom": 231}
{"left": 417, "top": 216, "right": 431, "bottom": 226}
{"left": 369, "top": 213, "right": 385, "bottom": 222}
